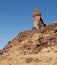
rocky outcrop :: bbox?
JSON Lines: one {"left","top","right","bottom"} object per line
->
{"left": 0, "top": 22, "right": 57, "bottom": 65}
{"left": 2, "top": 22, "right": 57, "bottom": 54}
{"left": 32, "top": 9, "right": 46, "bottom": 29}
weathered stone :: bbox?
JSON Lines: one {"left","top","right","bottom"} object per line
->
{"left": 32, "top": 8, "right": 46, "bottom": 29}
{"left": 26, "top": 58, "right": 33, "bottom": 63}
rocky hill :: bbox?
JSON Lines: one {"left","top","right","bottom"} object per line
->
{"left": 0, "top": 22, "right": 57, "bottom": 65}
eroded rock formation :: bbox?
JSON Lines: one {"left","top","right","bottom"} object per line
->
{"left": 0, "top": 9, "right": 57, "bottom": 65}
{"left": 32, "top": 8, "right": 46, "bottom": 29}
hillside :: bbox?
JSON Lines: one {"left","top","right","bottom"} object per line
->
{"left": 0, "top": 22, "right": 57, "bottom": 65}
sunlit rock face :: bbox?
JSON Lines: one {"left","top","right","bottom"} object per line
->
{"left": 32, "top": 9, "right": 45, "bottom": 29}
{"left": 0, "top": 8, "right": 57, "bottom": 65}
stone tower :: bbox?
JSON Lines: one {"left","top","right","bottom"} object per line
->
{"left": 32, "top": 9, "right": 45, "bottom": 29}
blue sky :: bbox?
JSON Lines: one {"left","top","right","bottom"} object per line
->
{"left": 0, "top": 0, "right": 57, "bottom": 49}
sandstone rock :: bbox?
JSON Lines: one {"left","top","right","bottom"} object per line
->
{"left": 26, "top": 57, "right": 33, "bottom": 63}
{"left": 32, "top": 8, "right": 46, "bottom": 29}
{"left": 0, "top": 9, "right": 57, "bottom": 65}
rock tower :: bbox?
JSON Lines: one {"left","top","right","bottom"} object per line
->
{"left": 32, "top": 8, "right": 45, "bottom": 29}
